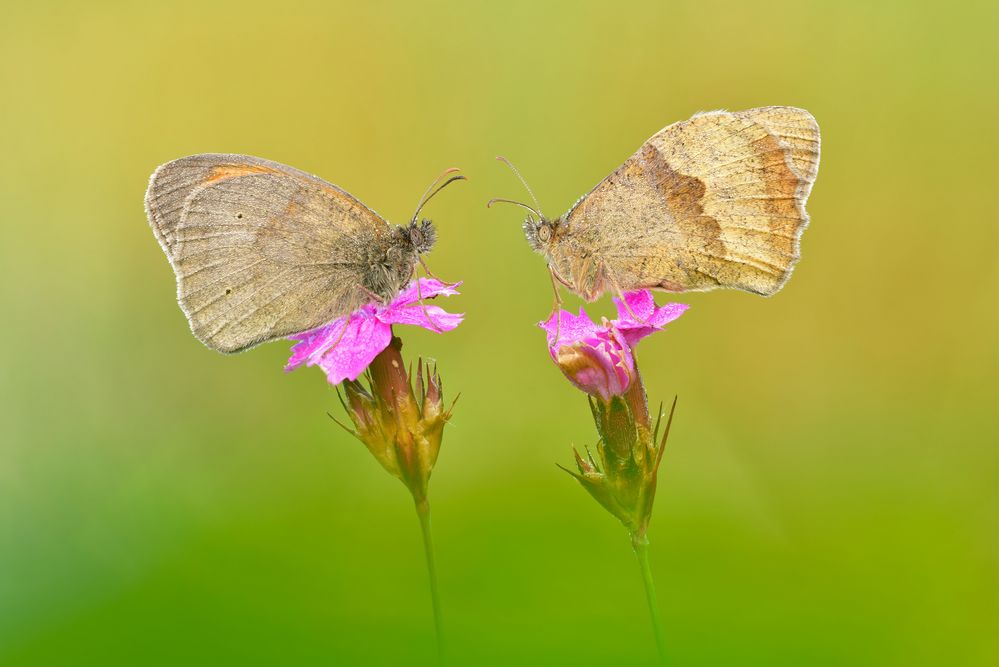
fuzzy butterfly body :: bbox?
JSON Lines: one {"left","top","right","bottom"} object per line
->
{"left": 145, "top": 154, "right": 442, "bottom": 354}
{"left": 521, "top": 107, "right": 820, "bottom": 300}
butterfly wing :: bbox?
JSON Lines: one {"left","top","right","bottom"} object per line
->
{"left": 555, "top": 107, "right": 819, "bottom": 298}
{"left": 145, "top": 154, "right": 392, "bottom": 353}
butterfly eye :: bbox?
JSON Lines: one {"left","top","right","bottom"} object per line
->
{"left": 410, "top": 228, "right": 424, "bottom": 247}
{"left": 537, "top": 224, "right": 552, "bottom": 243}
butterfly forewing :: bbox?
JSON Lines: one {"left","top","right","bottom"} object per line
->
{"left": 145, "top": 154, "right": 393, "bottom": 353}
{"left": 736, "top": 107, "right": 820, "bottom": 187}
{"left": 557, "top": 107, "right": 819, "bottom": 298}
{"left": 146, "top": 154, "right": 291, "bottom": 259}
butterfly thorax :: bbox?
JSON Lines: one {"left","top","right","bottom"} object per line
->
{"left": 363, "top": 219, "right": 438, "bottom": 303}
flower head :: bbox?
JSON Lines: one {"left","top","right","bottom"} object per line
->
{"left": 285, "top": 278, "right": 462, "bottom": 385}
{"left": 540, "top": 290, "right": 688, "bottom": 399}
{"left": 540, "top": 291, "right": 687, "bottom": 540}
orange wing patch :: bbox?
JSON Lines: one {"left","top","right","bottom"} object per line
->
{"left": 203, "top": 164, "right": 280, "bottom": 185}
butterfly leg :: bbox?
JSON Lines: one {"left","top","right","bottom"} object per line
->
{"left": 548, "top": 264, "right": 564, "bottom": 342}
{"left": 413, "top": 267, "right": 443, "bottom": 333}
{"left": 357, "top": 285, "right": 383, "bottom": 304}
{"left": 617, "top": 289, "right": 643, "bottom": 322}
{"left": 319, "top": 310, "right": 352, "bottom": 355}
{"left": 603, "top": 268, "right": 648, "bottom": 324}
{"left": 418, "top": 256, "right": 442, "bottom": 282}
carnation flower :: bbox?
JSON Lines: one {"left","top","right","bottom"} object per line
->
{"left": 285, "top": 278, "right": 462, "bottom": 385}
{"left": 539, "top": 290, "right": 688, "bottom": 664}
{"left": 285, "top": 276, "right": 462, "bottom": 660}
{"left": 539, "top": 290, "right": 687, "bottom": 399}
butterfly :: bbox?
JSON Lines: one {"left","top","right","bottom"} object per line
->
{"left": 144, "top": 154, "right": 463, "bottom": 353}
{"left": 490, "top": 107, "right": 820, "bottom": 304}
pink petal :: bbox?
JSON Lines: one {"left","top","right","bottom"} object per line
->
{"left": 645, "top": 302, "right": 689, "bottom": 328}
{"left": 284, "top": 316, "right": 351, "bottom": 371}
{"left": 392, "top": 278, "right": 462, "bottom": 307}
{"left": 612, "top": 291, "right": 689, "bottom": 347}
{"left": 539, "top": 307, "right": 601, "bottom": 353}
{"left": 316, "top": 316, "right": 393, "bottom": 384}
{"left": 553, "top": 326, "right": 636, "bottom": 399}
{"left": 380, "top": 304, "right": 464, "bottom": 331}
{"left": 614, "top": 290, "right": 657, "bottom": 324}
{"left": 285, "top": 278, "right": 462, "bottom": 384}
{"left": 560, "top": 348, "right": 618, "bottom": 398}
{"left": 590, "top": 327, "right": 635, "bottom": 395}
{"left": 539, "top": 291, "right": 687, "bottom": 397}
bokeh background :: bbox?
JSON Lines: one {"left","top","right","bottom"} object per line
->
{"left": 2, "top": 0, "right": 997, "bottom": 664}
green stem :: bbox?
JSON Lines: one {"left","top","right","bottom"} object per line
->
{"left": 632, "top": 533, "right": 667, "bottom": 664}
{"left": 415, "top": 497, "right": 445, "bottom": 663}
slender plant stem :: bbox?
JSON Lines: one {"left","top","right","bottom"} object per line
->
{"left": 415, "top": 497, "right": 445, "bottom": 663}
{"left": 632, "top": 533, "right": 667, "bottom": 664}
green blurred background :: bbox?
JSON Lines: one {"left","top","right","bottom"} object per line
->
{"left": 2, "top": 0, "right": 997, "bottom": 664}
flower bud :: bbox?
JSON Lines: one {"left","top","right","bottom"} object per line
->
{"left": 332, "top": 336, "right": 456, "bottom": 501}
{"left": 563, "top": 395, "right": 677, "bottom": 538}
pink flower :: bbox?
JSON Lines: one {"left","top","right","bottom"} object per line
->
{"left": 285, "top": 278, "right": 463, "bottom": 385}
{"left": 540, "top": 290, "right": 688, "bottom": 400}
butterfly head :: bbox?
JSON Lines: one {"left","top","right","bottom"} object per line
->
{"left": 489, "top": 156, "right": 555, "bottom": 254}
{"left": 401, "top": 218, "right": 437, "bottom": 255}
{"left": 402, "top": 166, "right": 465, "bottom": 259}
{"left": 523, "top": 215, "right": 560, "bottom": 253}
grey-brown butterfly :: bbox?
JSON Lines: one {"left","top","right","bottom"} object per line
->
{"left": 489, "top": 106, "right": 820, "bottom": 303}
{"left": 145, "top": 154, "right": 464, "bottom": 353}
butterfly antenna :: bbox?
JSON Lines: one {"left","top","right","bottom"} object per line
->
{"left": 496, "top": 156, "right": 544, "bottom": 218}
{"left": 413, "top": 167, "right": 458, "bottom": 217}
{"left": 412, "top": 168, "right": 467, "bottom": 222}
{"left": 486, "top": 198, "right": 543, "bottom": 219}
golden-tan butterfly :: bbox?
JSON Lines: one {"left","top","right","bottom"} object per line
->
{"left": 145, "top": 154, "right": 464, "bottom": 353}
{"left": 489, "top": 107, "right": 820, "bottom": 308}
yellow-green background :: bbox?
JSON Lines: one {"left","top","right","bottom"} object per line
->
{"left": 2, "top": 0, "right": 997, "bottom": 664}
